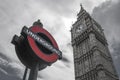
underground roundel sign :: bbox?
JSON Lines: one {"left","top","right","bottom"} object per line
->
{"left": 12, "top": 24, "right": 62, "bottom": 70}
{"left": 22, "top": 26, "right": 62, "bottom": 62}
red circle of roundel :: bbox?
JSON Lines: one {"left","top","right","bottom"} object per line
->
{"left": 27, "top": 26, "right": 59, "bottom": 63}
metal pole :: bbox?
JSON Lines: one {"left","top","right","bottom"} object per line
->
{"left": 28, "top": 62, "right": 39, "bottom": 80}
{"left": 23, "top": 67, "right": 28, "bottom": 80}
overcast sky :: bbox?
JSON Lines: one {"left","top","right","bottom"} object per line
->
{"left": 0, "top": 0, "right": 120, "bottom": 80}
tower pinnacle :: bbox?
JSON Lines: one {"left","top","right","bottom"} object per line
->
{"left": 80, "top": 4, "right": 84, "bottom": 10}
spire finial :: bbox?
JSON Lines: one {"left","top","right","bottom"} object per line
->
{"left": 80, "top": 3, "right": 84, "bottom": 10}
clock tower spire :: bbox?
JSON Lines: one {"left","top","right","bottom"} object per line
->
{"left": 71, "top": 5, "right": 119, "bottom": 80}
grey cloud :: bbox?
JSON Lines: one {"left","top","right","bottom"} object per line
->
{"left": 0, "top": 52, "right": 23, "bottom": 80}
{"left": 36, "top": 0, "right": 76, "bottom": 17}
{"left": 0, "top": 52, "right": 11, "bottom": 62}
{"left": 111, "top": 40, "right": 120, "bottom": 76}
{"left": 92, "top": 0, "right": 120, "bottom": 38}
{"left": 61, "top": 43, "right": 73, "bottom": 64}
{"left": 111, "top": 40, "right": 120, "bottom": 57}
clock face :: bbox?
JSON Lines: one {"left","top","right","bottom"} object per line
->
{"left": 76, "top": 24, "right": 84, "bottom": 33}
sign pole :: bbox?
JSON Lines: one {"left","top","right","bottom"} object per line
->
{"left": 28, "top": 62, "right": 39, "bottom": 80}
{"left": 23, "top": 67, "right": 28, "bottom": 80}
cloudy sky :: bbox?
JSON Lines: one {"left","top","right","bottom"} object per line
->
{"left": 0, "top": 0, "right": 120, "bottom": 80}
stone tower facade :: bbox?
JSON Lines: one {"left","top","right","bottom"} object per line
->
{"left": 71, "top": 5, "right": 119, "bottom": 80}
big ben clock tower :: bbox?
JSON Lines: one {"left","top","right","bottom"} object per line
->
{"left": 71, "top": 5, "right": 119, "bottom": 80}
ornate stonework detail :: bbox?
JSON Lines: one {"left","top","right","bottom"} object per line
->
{"left": 71, "top": 5, "right": 119, "bottom": 80}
